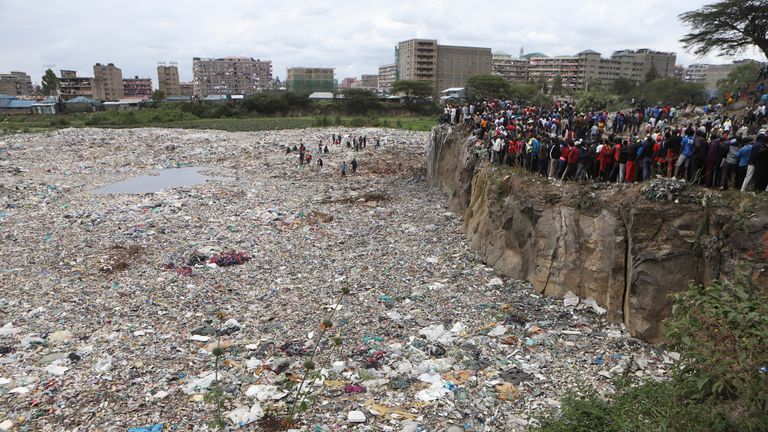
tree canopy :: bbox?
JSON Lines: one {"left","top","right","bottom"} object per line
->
{"left": 340, "top": 88, "right": 381, "bottom": 115}
{"left": 551, "top": 75, "right": 564, "bottom": 95}
{"left": 679, "top": 0, "right": 768, "bottom": 61}
{"left": 391, "top": 80, "right": 433, "bottom": 100}
{"left": 151, "top": 90, "right": 166, "bottom": 102}
{"left": 41, "top": 69, "right": 58, "bottom": 96}
{"left": 716, "top": 61, "right": 761, "bottom": 95}
{"left": 611, "top": 77, "right": 637, "bottom": 96}
{"left": 465, "top": 75, "right": 511, "bottom": 101}
{"left": 642, "top": 78, "right": 707, "bottom": 106}
{"left": 645, "top": 65, "right": 660, "bottom": 83}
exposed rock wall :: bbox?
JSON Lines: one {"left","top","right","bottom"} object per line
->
{"left": 427, "top": 125, "right": 768, "bottom": 343}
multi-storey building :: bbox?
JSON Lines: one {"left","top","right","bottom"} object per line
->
{"left": 0, "top": 71, "right": 34, "bottom": 96}
{"left": 58, "top": 70, "right": 95, "bottom": 100}
{"left": 192, "top": 57, "right": 273, "bottom": 97}
{"left": 93, "top": 63, "right": 124, "bottom": 100}
{"left": 179, "top": 82, "right": 194, "bottom": 97}
{"left": 358, "top": 74, "right": 379, "bottom": 91}
{"left": 492, "top": 52, "right": 529, "bottom": 82}
{"left": 436, "top": 45, "right": 493, "bottom": 95}
{"left": 508, "top": 48, "right": 678, "bottom": 91}
{"left": 396, "top": 39, "right": 438, "bottom": 91}
{"left": 377, "top": 63, "right": 397, "bottom": 94}
{"left": 527, "top": 54, "right": 581, "bottom": 89}
{"left": 123, "top": 76, "right": 153, "bottom": 98}
{"left": 683, "top": 61, "right": 756, "bottom": 91}
{"left": 396, "top": 38, "right": 492, "bottom": 95}
{"left": 340, "top": 77, "right": 357, "bottom": 89}
{"left": 286, "top": 67, "right": 336, "bottom": 93}
{"left": 157, "top": 62, "right": 180, "bottom": 96}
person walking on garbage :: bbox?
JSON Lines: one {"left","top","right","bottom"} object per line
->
{"left": 341, "top": 161, "right": 347, "bottom": 177}
{"left": 351, "top": 158, "right": 358, "bottom": 174}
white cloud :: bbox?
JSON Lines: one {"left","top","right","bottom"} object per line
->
{"left": 0, "top": 0, "right": 763, "bottom": 87}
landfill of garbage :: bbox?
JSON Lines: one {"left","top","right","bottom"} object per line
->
{"left": 0, "top": 127, "right": 679, "bottom": 431}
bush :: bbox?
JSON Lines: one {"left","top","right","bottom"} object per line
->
{"left": 537, "top": 277, "right": 768, "bottom": 432}
{"left": 538, "top": 380, "right": 716, "bottom": 432}
{"left": 575, "top": 91, "right": 616, "bottom": 112}
{"left": 666, "top": 278, "right": 768, "bottom": 414}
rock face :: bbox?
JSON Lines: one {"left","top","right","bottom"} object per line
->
{"left": 427, "top": 125, "right": 768, "bottom": 342}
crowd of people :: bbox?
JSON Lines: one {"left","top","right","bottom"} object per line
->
{"left": 285, "top": 133, "right": 374, "bottom": 177}
{"left": 442, "top": 95, "right": 768, "bottom": 192}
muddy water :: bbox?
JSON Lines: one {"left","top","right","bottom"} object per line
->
{"left": 91, "top": 167, "right": 233, "bottom": 194}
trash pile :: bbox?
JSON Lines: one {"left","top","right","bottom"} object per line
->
{"left": 641, "top": 176, "right": 693, "bottom": 203}
{"left": 0, "top": 127, "right": 678, "bottom": 431}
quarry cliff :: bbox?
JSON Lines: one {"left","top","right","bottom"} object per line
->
{"left": 427, "top": 124, "right": 768, "bottom": 342}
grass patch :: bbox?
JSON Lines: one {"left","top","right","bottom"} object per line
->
{"left": 1, "top": 112, "right": 436, "bottom": 135}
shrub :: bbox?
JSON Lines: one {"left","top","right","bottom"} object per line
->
{"left": 666, "top": 278, "right": 768, "bottom": 414}
{"left": 537, "top": 277, "right": 768, "bottom": 431}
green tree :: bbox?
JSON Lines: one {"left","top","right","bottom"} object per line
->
{"left": 645, "top": 64, "right": 660, "bottom": 83}
{"left": 679, "top": 0, "right": 768, "bottom": 61}
{"left": 391, "top": 80, "right": 433, "bottom": 102}
{"left": 535, "top": 75, "right": 549, "bottom": 94}
{"left": 151, "top": 90, "right": 166, "bottom": 102}
{"left": 41, "top": 69, "right": 59, "bottom": 96}
{"left": 340, "top": 88, "right": 381, "bottom": 115}
{"left": 642, "top": 77, "right": 707, "bottom": 105}
{"left": 575, "top": 90, "right": 615, "bottom": 112}
{"left": 716, "top": 62, "right": 761, "bottom": 95}
{"left": 465, "top": 75, "right": 511, "bottom": 101}
{"left": 508, "top": 82, "right": 540, "bottom": 101}
{"left": 551, "top": 75, "right": 563, "bottom": 95}
{"left": 612, "top": 77, "right": 637, "bottom": 96}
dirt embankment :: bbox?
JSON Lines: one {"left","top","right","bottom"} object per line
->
{"left": 428, "top": 125, "right": 768, "bottom": 343}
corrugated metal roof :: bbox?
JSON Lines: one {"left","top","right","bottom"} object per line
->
{"left": 1, "top": 99, "right": 35, "bottom": 109}
{"left": 65, "top": 96, "right": 95, "bottom": 104}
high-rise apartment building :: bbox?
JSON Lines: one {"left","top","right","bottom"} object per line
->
{"left": 377, "top": 64, "right": 397, "bottom": 94}
{"left": 0, "top": 71, "right": 34, "bottom": 96}
{"left": 192, "top": 57, "right": 273, "bottom": 97}
{"left": 436, "top": 45, "right": 493, "bottom": 94}
{"left": 157, "top": 62, "right": 180, "bottom": 96}
{"left": 492, "top": 53, "right": 529, "bottom": 82}
{"left": 58, "top": 70, "right": 95, "bottom": 100}
{"left": 123, "top": 76, "right": 153, "bottom": 97}
{"left": 286, "top": 67, "right": 336, "bottom": 93}
{"left": 93, "top": 63, "right": 124, "bottom": 100}
{"left": 396, "top": 39, "right": 438, "bottom": 90}
{"left": 396, "top": 38, "right": 492, "bottom": 95}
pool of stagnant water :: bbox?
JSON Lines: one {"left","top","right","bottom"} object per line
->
{"left": 91, "top": 167, "right": 233, "bottom": 194}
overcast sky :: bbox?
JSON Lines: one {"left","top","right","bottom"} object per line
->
{"left": 1, "top": 0, "right": 764, "bottom": 87}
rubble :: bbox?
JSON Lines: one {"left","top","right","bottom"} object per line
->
{"left": 0, "top": 127, "right": 676, "bottom": 431}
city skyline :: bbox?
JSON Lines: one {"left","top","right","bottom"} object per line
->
{"left": 1, "top": 0, "right": 765, "bottom": 88}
